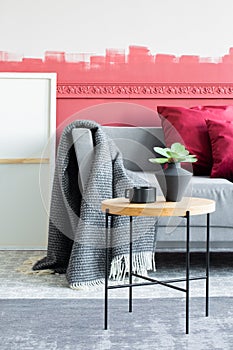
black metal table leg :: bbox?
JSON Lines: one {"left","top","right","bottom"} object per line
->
{"left": 186, "top": 211, "right": 190, "bottom": 335}
{"left": 206, "top": 213, "right": 210, "bottom": 317}
{"left": 104, "top": 209, "right": 109, "bottom": 330}
{"left": 103, "top": 201, "right": 213, "bottom": 333}
{"left": 129, "top": 216, "right": 133, "bottom": 313}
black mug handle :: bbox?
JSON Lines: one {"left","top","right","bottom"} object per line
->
{"left": 125, "top": 188, "right": 131, "bottom": 199}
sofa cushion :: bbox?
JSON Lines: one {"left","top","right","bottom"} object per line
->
{"left": 157, "top": 106, "right": 233, "bottom": 176}
{"left": 206, "top": 119, "right": 233, "bottom": 181}
{"left": 189, "top": 176, "right": 233, "bottom": 227}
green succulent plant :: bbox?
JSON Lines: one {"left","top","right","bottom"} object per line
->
{"left": 149, "top": 142, "right": 198, "bottom": 164}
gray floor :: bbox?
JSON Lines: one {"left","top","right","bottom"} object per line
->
{"left": 1, "top": 251, "right": 233, "bottom": 350}
{"left": 1, "top": 297, "right": 233, "bottom": 350}
{"left": 1, "top": 250, "right": 233, "bottom": 299}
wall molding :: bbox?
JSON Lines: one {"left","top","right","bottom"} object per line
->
{"left": 57, "top": 82, "right": 233, "bottom": 99}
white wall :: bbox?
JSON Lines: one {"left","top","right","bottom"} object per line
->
{"left": 0, "top": 0, "right": 233, "bottom": 59}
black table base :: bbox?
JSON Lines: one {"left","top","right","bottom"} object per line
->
{"left": 104, "top": 210, "right": 210, "bottom": 334}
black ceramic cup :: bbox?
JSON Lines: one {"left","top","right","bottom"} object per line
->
{"left": 125, "top": 186, "right": 156, "bottom": 203}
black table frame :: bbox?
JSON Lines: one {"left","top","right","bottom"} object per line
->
{"left": 104, "top": 209, "right": 210, "bottom": 334}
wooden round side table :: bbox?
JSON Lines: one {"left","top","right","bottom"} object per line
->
{"left": 101, "top": 196, "right": 216, "bottom": 334}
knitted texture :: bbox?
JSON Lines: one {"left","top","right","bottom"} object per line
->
{"left": 33, "top": 120, "right": 157, "bottom": 288}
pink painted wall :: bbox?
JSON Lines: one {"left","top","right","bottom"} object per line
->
{"left": 2, "top": 46, "right": 233, "bottom": 83}
{"left": 2, "top": 46, "right": 233, "bottom": 130}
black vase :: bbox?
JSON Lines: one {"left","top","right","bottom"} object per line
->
{"left": 155, "top": 163, "right": 192, "bottom": 202}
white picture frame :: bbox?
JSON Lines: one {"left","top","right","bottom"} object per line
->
{"left": 0, "top": 72, "right": 56, "bottom": 249}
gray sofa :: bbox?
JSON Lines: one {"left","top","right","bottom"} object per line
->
{"left": 72, "top": 126, "right": 233, "bottom": 252}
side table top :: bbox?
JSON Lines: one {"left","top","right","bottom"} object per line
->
{"left": 101, "top": 196, "right": 216, "bottom": 217}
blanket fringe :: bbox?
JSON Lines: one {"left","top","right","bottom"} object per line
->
{"left": 17, "top": 252, "right": 156, "bottom": 289}
{"left": 110, "top": 251, "right": 156, "bottom": 281}
{"left": 70, "top": 252, "right": 156, "bottom": 289}
{"left": 70, "top": 278, "right": 105, "bottom": 290}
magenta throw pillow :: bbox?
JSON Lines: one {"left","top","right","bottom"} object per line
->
{"left": 157, "top": 106, "right": 233, "bottom": 175}
{"left": 192, "top": 105, "right": 233, "bottom": 118}
{"left": 206, "top": 119, "right": 233, "bottom": 181}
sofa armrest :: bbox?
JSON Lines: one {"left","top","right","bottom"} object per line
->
{"left": 72, "top": 128, "right": 94, "bottom": 192}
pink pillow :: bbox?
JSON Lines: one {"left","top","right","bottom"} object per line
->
{"left": 193, "top": 105, "right": 233, "bottom": 118}
{"left": 206, "top": 119, "right": 233, "bottom": 181}
{"left": 157, "top": 106, "right": 233, "bottom": 175}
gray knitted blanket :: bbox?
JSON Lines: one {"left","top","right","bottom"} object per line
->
{"left": 33, "top": 120, "right": 157, "bottom": 288}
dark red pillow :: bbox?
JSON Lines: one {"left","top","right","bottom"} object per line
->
{"left": 206, "top": 119, "right": 233, "bottom": 181}
{"left": 192, "top": 105, "right": 233, "bottom": 118}
{"left": 157, "top": 106, "right": 233, "bottom": 175}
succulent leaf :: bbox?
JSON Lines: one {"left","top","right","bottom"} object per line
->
{"left": 149, "top": 157, "right": 169, "bottom": 164}
{"left": 153, "top": 147, "right": 171, "bottom": 157}
{"left": 171, "top": 143, "right": 189, "bottom": 156}
{"left": 149, "top": 142, "right": 197, "bottom": 165}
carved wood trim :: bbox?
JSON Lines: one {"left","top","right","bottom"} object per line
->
{"left": 57, "top": 82, "right": 233, "bottom": 99}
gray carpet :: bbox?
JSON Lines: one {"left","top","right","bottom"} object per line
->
{"left": 1, "top": 252, "right": 233, "bottom": 349}
{"left": 1, "top": 297, "right": 233, "bottom": 350}
{"left": 2, "top": 251, "right": 233, "bottom": 299}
